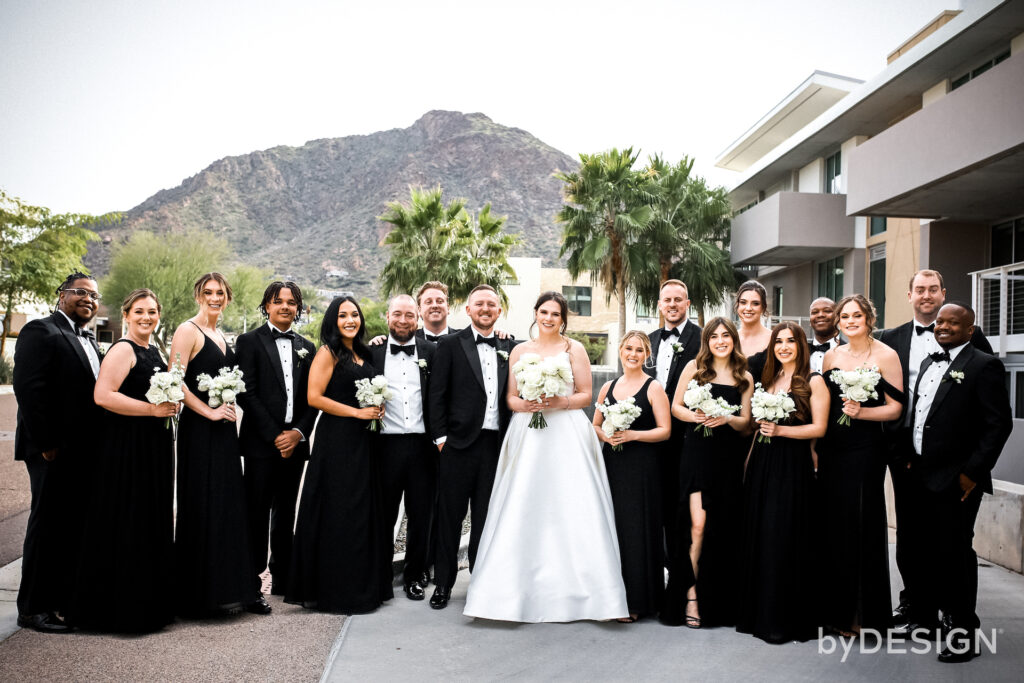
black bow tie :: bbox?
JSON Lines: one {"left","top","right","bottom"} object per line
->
{"left": 929, "top": 350, "right": 951, "bottom": 363}
{"left": 915, "top": 323, "right": 935, "bottom": 336}
{"left": 661, "top": 327, "right": 680, "bottom": 341}
{"left": 424, "top": 333, "right": 440, "bottom": 343}
{"left": 390, "top": 343, "right": 415, "bottom": 356}
{"left": 271, "top": 328, "right": 295, "bottom": 341}
{"left": 476, "top": 335, "right": 496, "bottom": 348}
{"left": 76, "top": 327, "right": 95, "bottom": 341}
{"left": 809, "top": 342, "right": 831, "bottom": 354}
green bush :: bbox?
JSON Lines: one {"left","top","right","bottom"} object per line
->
{"left": 567, "top": 332, "right": 608, "bottom": 365}
{"left": 0, "top": 355, "right": 13, "bottom": 385}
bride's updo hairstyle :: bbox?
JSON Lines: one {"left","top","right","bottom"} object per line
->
{"left": 530, "top": 291, "right": 570, "bottom": 338}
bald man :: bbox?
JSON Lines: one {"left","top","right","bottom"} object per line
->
{"left": 808, "top": 297, "right": 843, "bottom": 374}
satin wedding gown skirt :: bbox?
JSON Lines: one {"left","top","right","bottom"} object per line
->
{"left": 464, "top": 396, "right": 629, "bottom": 622}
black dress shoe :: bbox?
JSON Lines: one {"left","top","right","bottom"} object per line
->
{"left": 891, "top": 601, "right": 912, "bottom": 625}
{"left": 245, "top": 595, "right": 272, "bottom": 615}
{"left": 891, "top": 621, "right": 938, "bottom": 639}
{"left": 429, "top": 587, "right": 451, "bottom": 610}
{"left": 938, "top": 639, "right": 980, "bottom": 663}
{"left": 17, "top": 612, "right": 74, "bottom": 633}
{"left": 404, "top": 581, "right": 425, "bottom": 601}
{"left": 417, "top": 570, "right": 431, "bottom": 589}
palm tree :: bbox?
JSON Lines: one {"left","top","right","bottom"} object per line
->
{"left": 379, "top": 186, "right": 520, "bottom": 305}
{"left": 556, "top": 148, "right": 657, "bottom": 340}
{"left": 639, "top": 155, "right": 734, "bottom": 325}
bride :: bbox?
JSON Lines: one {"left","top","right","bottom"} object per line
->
{"left": 463, "top": 291, "right": 629, "bottom": 622}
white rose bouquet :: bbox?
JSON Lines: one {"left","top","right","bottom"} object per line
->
{"left": 596, "top": 396, "right": 643, "bottom": 451}
{"left": 196, "top": 365, "right": 247, "bottom": 408}
{"left": 681, "top": 379, "right": 741, "bottom": 437}
{"left": 512, "top": 352, "right": 573, "bottom": 429}
{"left": 146, "top": 353, "right": 185, "bottom": 430}
{"left": 829, "top": 366, "right": 881, "bottom": 426}
{"left": 751, "top": 383, "right": 797, "bottom": 443}
{"left": 355, "top": 375, "right": 393, "bottom": 432}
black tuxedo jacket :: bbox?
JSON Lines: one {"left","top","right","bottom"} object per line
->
{"left": 909, "top": 343, "right": 1011, "bottom": 494}
{"left": 369, "top": 336, "right": 435, "bottom": 430}
{"left": 427, "top": 327, "right": 518, "bottom": 450}
{"left": 416, "top": 326, "right": 461, "bottom": 343}
{"left": 877, "top": 321, "right": 992, "bottom": 402}
{"left": 645, "top": 320, "right": 701, "bottom": 401}
{"left": 13, "top": 312, "right": 102, "bottom": 461}
{"left": 236, "top": 325, "right": 318, "bottom": 461}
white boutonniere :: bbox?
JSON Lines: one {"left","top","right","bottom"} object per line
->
{"left": 296, "top": 348, "right": 309, "bottom": 360}
{"left": 497, "top": 350, "right": 509, "bottom": 361}
{"left": 948, "top": 370, "right": 964, "bottom": 384}
{"left": 417, "top": 358, "right": 428, "bottom": 369}
{"left": 671, "top": 342, "right": 685, "bottom": 355}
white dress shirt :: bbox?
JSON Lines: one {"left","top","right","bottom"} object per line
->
{"left": 908, "top": 318, "right": 942, "bottom": 406}
{"left": 474, "top": 327, "right": 501, "bottom": 431}
{"left": 655, "top": 324, "right": 684, "bottom": 388}
{"left": 381, "top": 336, "right": 426, "bottom": 435}
{"left": 58, "top": 310, "right": 100, "bottom": 379}
{"left": 267, "top": 322, "right": 297, "bottom": 424}
{"left": 912, "top": 341, "right": 968, "bottom": 455}
{"left": 809, "top": 335, "right": 841, "bottom": 374}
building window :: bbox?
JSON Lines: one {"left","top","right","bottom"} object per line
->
{"left": 869, "top": 244, "right": 886, "bottom": 328}
{"left": 990, "top": 218, "right": 1024, "bottom": 267}
{"left": 951, "top": 49, "right": 1011, "bottom": 91}
{"left": 825, "top": 151, "right": 841, "bottom": 194}
{"left": 817, "top": 256, "right": 844, "bottom": 300}
{"left": 562, "top": 286, "right": 592, "bottom": 317}
{"left": 869, "top": 216, "right": 887, "bottom": 236}
{"left": 772, "top": 286, "right": 783, "bottom": 317}
{"left": 98, "top": 330, "right": 115, "bottom": 344}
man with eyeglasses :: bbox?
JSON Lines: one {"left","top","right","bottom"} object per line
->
{"left": 13, "top": 272, "right": 103, "bottom": 632}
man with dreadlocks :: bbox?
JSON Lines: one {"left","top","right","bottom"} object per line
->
{"left": 13, "top": 272, "right": 103, "bottom": 632}
{"left": 235, "top": 281, "right": 317, "bottom": 604}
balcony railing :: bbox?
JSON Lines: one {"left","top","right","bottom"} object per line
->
{"left": 971, "top": 261, "right": 1024, "bottom": 357}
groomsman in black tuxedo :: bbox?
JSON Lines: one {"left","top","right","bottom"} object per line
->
{"left": 236, "top": 282, "right": 317, "bottom": 609}
{"left": 370, "top": 295, "right": 437, "bottom": 601}
{"left": 808, "top": 297, "right": 844, "bottom": 374}
{"left": 900, "top": 303, "right": 1010, "bottom": 662}
{"left": 877, "top": 269, "right": 992, "bottom": 629}
{"left": 427, "top": 284, "right": 517, "bottom": 609}
{"left": 415, "top": 281, "right": 462, "bottom": 342}
{"left": 13, "top": 273, "right": 103, "bottom": 632}
{"left": 644, "top": 279, "right": 701, "bottom": 568}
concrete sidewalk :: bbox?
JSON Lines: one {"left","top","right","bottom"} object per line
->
{"left": 325, "top": 548, "right": 1024, "bottom": 682}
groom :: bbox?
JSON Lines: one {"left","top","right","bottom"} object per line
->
{"left": 427, "top": 284, "right": 517, "bottom": 609}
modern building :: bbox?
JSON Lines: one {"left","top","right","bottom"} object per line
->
{"left": 717, "top": 0, "right": 1024, "bottom": 487}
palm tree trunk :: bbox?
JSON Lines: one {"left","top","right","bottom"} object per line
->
{"left": 0, "top": 292, "right": 12, "bottom": 358}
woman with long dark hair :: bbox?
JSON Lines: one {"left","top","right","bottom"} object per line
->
{"left": 737, "top": 322, "right": 828, "bottom": 644}
{"left": 735, "top": 280, "right": 772, "bottom": 381}
{"left": 286, "top": 296, "right": 393, "bottom": 613}
{"left": 662, "top": 317, "right": 753, "bottom": 629}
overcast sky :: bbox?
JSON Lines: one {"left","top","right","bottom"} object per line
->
{"left": 1, "top": 0, "right": 955, "bottom": 215}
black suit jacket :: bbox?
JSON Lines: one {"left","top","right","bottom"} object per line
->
{"left": 13, "top": 312, "right": 102, "bottom": 461}
{"left": 877, "top": 321, "right": 992, "bottom": 402}
{"left": 645, "top": 320, "right": 701, "bottom": 400}
{"left": 369, "top": 336, "right": 435, "bottom": 431}
{"left": 416, "top": 326, "right": 461, "bottom": 343}
{"left": 427, "top": 327, "right": 518, "bottom": 450}
{"left": 236, "top": 325, "right": 318, "bottom": 461}
{"left": 909, "top": 343, "right": 1011, "bottom": 494}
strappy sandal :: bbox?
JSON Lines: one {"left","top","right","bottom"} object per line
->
{"left": 685, "top": 599, "right": 701, "bottom": 629}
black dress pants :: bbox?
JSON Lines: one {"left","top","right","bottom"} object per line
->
{"left": 243, "top": 455, "right": 306, "bottom": 594}
{"left": 376, "top": 433, "right": 437, "bottom": 584}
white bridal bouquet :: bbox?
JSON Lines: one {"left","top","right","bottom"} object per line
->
{"left": 595, "top": 396, "right": 643, "bottom": 451}
{"left": 829, "top": 366, "right": 881, "bottom": 426}
{"left": 750, "top": 383, "right": 797, "bottom": 443}
{"left": 146, "top": 354, "right": 185, "bottom": 429}
{"left": 681, "top": 380, "right": 741, "bottom": 437}
{"left": 196, "top": 365, "right": 247, "bottom": 408}
{"left": 512, "top": 352, "right": 573, "bottom": 429}
{"left": 354, "top": 375, "right": 392, "bottom": 432}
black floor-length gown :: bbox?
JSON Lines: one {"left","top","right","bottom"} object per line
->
{"left": 286, "top": 356, "right": 393, "bottom": 613}
{"left": 72, "top": 340, "right": 175, "bottom": 632}
{"left": 175, "top": 328, "right": 257, "bottom": 616}
{"left": 815, "top": 372, "right": 902, "bottom": 632}
{"left": 737, "top": 384, "right": 817, "bottom": 644}
{"left": 662, "top": 382, "right": 747, "bottom": 627}
{"left": 746, "top": 351, "right": 767, "bottom": 386}
{"left": 602, "top": 377, "right": 663, "bottom": 617}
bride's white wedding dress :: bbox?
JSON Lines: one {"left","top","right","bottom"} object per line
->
{"left": 463, "top": 352, "right": 629, "bottom": 622}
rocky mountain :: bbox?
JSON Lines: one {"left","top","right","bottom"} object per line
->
{"left": 85, "top": 111, "right": 577, "bottom": 296}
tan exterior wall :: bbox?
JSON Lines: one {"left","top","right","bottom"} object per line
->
{"left": 887, "top": 10, "right": 961, "bottom": 64}
{"left": 538, "top": 269, "right": 625, "bottom": 335}
{"left": 867, "top": 217, "right": 922, "bottom": 327}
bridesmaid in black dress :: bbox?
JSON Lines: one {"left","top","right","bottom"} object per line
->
{"left": 593, "top": 331, "right": 671, "bottom": 622}
{"left": 737, "top": 322, "right": 828, "bottom": 644}
{"left": 817, "top": 294, "right": 904, "bottom": 636}
{"left": 735, "top": 281, "right": 772, "bottom": 381}
{"left": 169, "top": 272, "right": 263, "bottom": 617}
{"left": 286, "top": 296, "right": 394, "bottom": 613}
{"left": 663, "top": 317, "right": 753, "bottom": 629}
{"left": 72, "top": 289, "right": 178, "bottom": 632}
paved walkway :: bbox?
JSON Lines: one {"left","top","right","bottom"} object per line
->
{"left": 325, "top": 548, "right": 1024, "bottom": 682}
